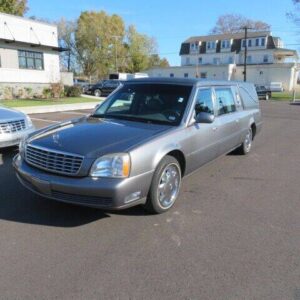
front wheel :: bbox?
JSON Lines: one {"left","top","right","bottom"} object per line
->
{"left": 94, "top": 89, "right": 101, "bottom": 97}
{"left": 144, "top": 156, "right": 181, "bottom": 214}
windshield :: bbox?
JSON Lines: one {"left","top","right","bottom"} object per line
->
{"left": 92, "top": 83, "right": 192, "bottom": 126}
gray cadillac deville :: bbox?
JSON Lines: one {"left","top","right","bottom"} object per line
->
{"left": 13, "top": 78, "right": 262, "bottom": 214}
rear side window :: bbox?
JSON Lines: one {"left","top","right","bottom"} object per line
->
{"left": 215, "top": 87, "right": 236, "bottom": 116}
{"left": 195, "top": 88, "right": 214, "bottom": 114}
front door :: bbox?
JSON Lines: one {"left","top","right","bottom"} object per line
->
{"left": 187, "top": 88, "right": 220, "bottom": 172}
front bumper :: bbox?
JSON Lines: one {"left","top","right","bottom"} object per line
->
{"left": 0, "top": 127, "right": 35, "bottom": 148}
{"left": 13, "top": 154, "right": 153, "bottom": 210}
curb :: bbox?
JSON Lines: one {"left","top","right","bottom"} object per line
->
{"left": 15, "top": 95, "right": 105, "bottom": 115}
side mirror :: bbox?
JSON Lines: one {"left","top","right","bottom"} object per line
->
{"left": 195, "top": 112, "right": 215, "bottom": 124}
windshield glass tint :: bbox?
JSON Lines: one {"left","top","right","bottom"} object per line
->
{"left": 93, "top": 83, "right": 192, "bottom": 125}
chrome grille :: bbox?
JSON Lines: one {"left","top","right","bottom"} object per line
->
{"left": 0, "top": 119, "right": 26, "bottom": 134}
{"left": 25, "top": 145, "right": 83, "bottom": 176}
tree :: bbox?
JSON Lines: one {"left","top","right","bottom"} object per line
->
{"left": 210, "top": 14, "right": 271, "bottom": 34}
{"left": 60, "top": 10, "right": 167, "bottom": 78}
{"left": 125, "top": 25, "right": 157, "bottom": 73}
{"left": 0, "top": 0, "right": 28, "bottom": 16}
{"left": 57, "top": 18, "right": 78, "bottom": 73}
{"left": 287, "top": 0, "right": 300, "bottom": 26}
{"left": 148, "top": 54, "right": 170, "bottom": 68}
{"left": 75, "top": 11, "right": 125, "bottom": 78}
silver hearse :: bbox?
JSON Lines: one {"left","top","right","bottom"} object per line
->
{"left": 13, "top": 78, "right": 262, "bottom": 214}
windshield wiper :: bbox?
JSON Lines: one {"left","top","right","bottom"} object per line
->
{"left": 93, "top": 114, "right": 172, "bottom": 125}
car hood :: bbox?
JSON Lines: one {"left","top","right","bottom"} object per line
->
{"left": 28, "top": 116, "right": 171, "bottom": 158}
{"left": 0, "top": 107, "right": 25, "bottom": 121}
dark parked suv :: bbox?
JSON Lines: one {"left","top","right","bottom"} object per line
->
{"left": 85, "top": 80, "right": 122, "bottom": 97}
{"left": 255, "top": 85, "right": 272, "bottom": 100}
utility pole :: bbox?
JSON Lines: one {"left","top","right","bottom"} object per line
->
{"left": 241, "top": 26, "right": 252, "bottom": 82}
{"left": 112, "top": 35, "right": 121, "bottom": 73}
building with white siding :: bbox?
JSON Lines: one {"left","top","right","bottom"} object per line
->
{"left": 0, "top": 12, "right": 68, "bottom": 98}
{"left": 147, "top": 31, "right": 299, "bottom": 91}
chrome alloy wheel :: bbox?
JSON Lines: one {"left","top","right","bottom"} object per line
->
{"left": 244, "top": 128, "right": 253, "bottom": 152}
{"left": 157, "top": 163, "right": 181, "bottom": 209}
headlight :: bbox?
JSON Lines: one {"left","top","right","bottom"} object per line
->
{"left": 26, "top": 115, "right": 33, "bottom": 128}
{"left": 90, "top": 153, "right": 131, "bottom": 178}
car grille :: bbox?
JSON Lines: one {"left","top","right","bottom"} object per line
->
{"left": 0, "top": 119, "right": 26, "bottom": 134}
{"left": 25, "top": 145, "right": 83, "bottom": 176}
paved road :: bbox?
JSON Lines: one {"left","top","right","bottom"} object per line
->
{"left": 0, "top": 102, "right": 300, "bottom": 299}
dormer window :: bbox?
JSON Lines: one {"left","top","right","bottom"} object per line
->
{"left": 221, "top": 40, "right": 230, "bottom": 49}
{"left": 190, "top": 42, "right": 200, "bottom": 52}
{"left": 207, "top": 41, "right": 216, "bottom": 50}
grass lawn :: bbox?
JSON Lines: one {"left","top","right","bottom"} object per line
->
{"left": 0, "top": 97, "right": 99, "bottom": 108}
{"left": 271, "top": 92, "right": 294, "bottom": 101}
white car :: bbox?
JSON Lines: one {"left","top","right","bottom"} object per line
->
{"left": 0, "top": 106, "right": 35, "bottom": 148}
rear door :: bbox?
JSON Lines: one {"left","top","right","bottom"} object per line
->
{"left": 213, "top": 86, "right": 241, "bottom": 155}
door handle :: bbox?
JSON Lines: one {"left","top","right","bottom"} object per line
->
{"left": 235, "top": 119, "right": 240, "bottom": 123}
{"left": 213, "top": 126, "right": 218, "bottom": 131}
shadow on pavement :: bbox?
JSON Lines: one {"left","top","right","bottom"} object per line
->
{"left": 0, "top": 147, "right": 110, "bottom": 227}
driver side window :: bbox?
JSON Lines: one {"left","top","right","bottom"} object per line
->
{"left": 195, "top": 88, "right": 214, "bottom": 115}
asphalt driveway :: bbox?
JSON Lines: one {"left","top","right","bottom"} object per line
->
{"left": 0, "top": 101, "right": 299, "bottom": 299}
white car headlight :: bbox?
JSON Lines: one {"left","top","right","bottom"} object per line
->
{"left": 90, "top": 153, "right": 131, "bottom": 178}
{"left": 25, "top": 115, "right": 33, "bottom": 128}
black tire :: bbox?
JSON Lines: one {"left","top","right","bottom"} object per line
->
{"left": 236, "top": 127, "right": 253, "bottom": 155}
{"left": 94, "top": 89, "right": 101, "bottom": 97}
{"left": 144, "top": 156, "right": 181, "bottom": 214}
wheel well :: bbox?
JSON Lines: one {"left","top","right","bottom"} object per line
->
{"left": 251, "top": 123, "right": 256, "bottom": 140}
{"left": 167, "top": 150, "right": 186, "bottom": 177}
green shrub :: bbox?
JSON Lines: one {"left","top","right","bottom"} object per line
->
{"left": 64, "top": 85, "right": 82, "bottom": 97}
{"left": 42, "top": 87, "right": 52, "bottom": 99}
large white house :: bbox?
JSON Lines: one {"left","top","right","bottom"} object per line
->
{"left": 147, "top": 31, "right": 299, "bottom": 91}
{"left": 0, "top": 12, "right": 69, "bottom": 98}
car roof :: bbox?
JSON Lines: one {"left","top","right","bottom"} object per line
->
{"left": 124, "top": 77, "right": 247, "bottom": 87}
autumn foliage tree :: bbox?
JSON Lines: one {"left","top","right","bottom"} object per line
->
{"left": 210, "top": 14, "right": 271, "bottom": 34}
{"left": 0, "top": 0, "right": 28, "bottom": 16}
{"left": 58, "top": 11, "right": 169, "bottom": 78}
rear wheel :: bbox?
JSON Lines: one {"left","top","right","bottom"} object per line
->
{"left": 94, "top": 89, "right": 101, "bottom": 97}
{"left": 237, "top": 127, "right": 253, "bottom": 155}
{"left": 144, "top": 156, "right": 181, "bottom": 214}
